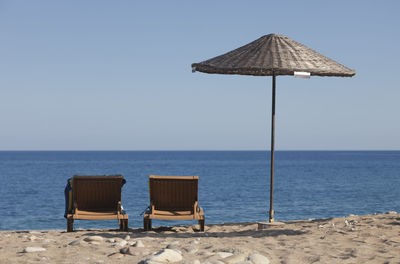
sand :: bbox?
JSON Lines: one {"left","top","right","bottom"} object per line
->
{"left": 0, "top": 212, "right": 399, "bottom": 264}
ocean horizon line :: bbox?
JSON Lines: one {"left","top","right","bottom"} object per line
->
{"left": 0, "top": 149, "right": 399, "bottom": 152}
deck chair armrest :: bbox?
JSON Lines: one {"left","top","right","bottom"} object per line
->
{"left": 117, "top": 201, "right": 127, "bottom": 215}
{"left": 73, "top": 202, "right": 78, "bottom": 213}
{"left": 194, "top": 201, "right": 201, "bottom": 218}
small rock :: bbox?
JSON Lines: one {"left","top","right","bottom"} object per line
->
{"left": 344, "top": 220, "right": 350, "bottom": 226}
{"left": 106, "top": 238, "right": 116, "bottom": 243}
{"left": 190, "top": 239, "right": 200, "bottom": 245}
{"left": 94, "top": 260, "right": 104, "bottom": 264}
{"left": 23, "top": 247, "right": 46, "bottom": 253}
{"left": 183, "top": 246, "right": 198, "bottom": 254}
{"left": 223, "top": 254, "right": 247, "bottom": 264}
{"left": 29, "top": 231, "right": 41, "bottom": 234}
{"left": 217, "top": 252, "right": 233, "bottom": 258}
{"left": 197, "top": 251, "right": 214, "bottom": 256}
{"left": 84, "top": 236, "right": 103, "bottom": 242}
{"left": 120, "top": 246, "right": 134, "bottom": 255}
{"left": 124, "top": 235, "right": 131, "bottom": 240}
{"left": 386, "top": 211, "right": 397, "bottom": 214}
{"left": 28, "top": 235, "right": 37, "bottom": 241}
{"left": 148, "top": 249, "right": 183, "bottom": 263}
{"left": 89, "top": 241, "right": 101, "bottom": 245}
{"left": 166, "top": 244, "right": 180, "bottom": 250}
{"left": 43, "top": 239, "right": 53, "bottom": 243}
{"left": 116, "top": 240, "right": 128, "bottom": 247}
{"left": 134, "top": 240, "right": 145, "bottom": 248}
{"left": 248, "top": 253, "right": 270, "bottom": 264}
{"left": 68, "top": 240, "right": 81, "bottom": 246}
{"left": 203, "top": 261, "right": 224, "bottom": 264}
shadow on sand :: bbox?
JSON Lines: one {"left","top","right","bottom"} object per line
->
{"left": 65, "top": 222, "right": 309, "bottom": 239}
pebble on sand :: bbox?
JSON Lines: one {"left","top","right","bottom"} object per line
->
{"left": 183, "top": 246, "right": 198, "bottom": 254}
{"left": 23, "top": 247, "right": 46, "bottom": 253}
{"left": 120, "top": 246, "right": 134, "bottom": 255}
{"left": 217, "top": 252, "right": 233, "bottom": 258}
{"left": 134, "top": 240, "right": 145, "bottom": 247}
{"left": 116, "top": 240, "right": 128, "bottom": 247}
{"left": 248, "top": 253, "right": 270, "bottom": 264}
{"left": 223, "top": 253, "right": 247, "bottom": 264}
{"left": 147, "top": 248, "right": 183, "bottom": 263}
{"left": 83, "top": 236, "right": 103, "bottom": 242}
{"left": 68, "top": 240, "right": 81, "bottom": 246}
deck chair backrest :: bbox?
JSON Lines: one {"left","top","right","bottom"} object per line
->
{"left": 73, "top": 175, "right": 124, "bottom": 212}
{"left": 149, "top": 175, "right": 198, "bottom": 211}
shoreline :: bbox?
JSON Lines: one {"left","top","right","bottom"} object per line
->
{"left": 1, "top": 212, "right": 399, "bottom": 263}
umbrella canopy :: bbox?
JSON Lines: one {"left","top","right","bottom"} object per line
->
{"left": 192, "top": 33, "right": 355, "bottom": 223}
{"left": 192, "top": 34, "right": 355, "bottom": 77}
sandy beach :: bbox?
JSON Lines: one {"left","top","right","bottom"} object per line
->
{"left": 0, "top": 212, "right": 399, "bottom": 264}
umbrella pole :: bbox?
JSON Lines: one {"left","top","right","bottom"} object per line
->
{"left": 269, "top": 73, "right": 276, "bottom": 222}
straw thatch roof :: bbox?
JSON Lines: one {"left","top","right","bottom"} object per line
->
{"left": 192, "top": 34, "right": 355, "bottom": 77}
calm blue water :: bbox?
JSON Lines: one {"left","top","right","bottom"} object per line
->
{"left": 0, "top": 151, "right": 399, "bottom": 230}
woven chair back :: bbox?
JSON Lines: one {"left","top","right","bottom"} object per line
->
{"left": 149, "top": 176, "right": 198, "bottom": 211}
{"left": 73, "top": 175, "right": 124, "bottom": 212}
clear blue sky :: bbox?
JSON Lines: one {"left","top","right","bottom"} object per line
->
{"left": 1, "top": 1, "right": 399, "bottom": 150}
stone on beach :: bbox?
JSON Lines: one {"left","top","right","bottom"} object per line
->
{"left": 124, "top": 235, "right": 131, "bottom": 240}
{"left": 68, "top": 240, "right": 81, "bottom": 246}
{"left": 120, "top": 246, "right": 134, "bottom": 255}
{"left": 84, "top": 236, "right": 103, "bottom": 242}
{"left": 183, "top": 246, "right": 198, "bottom": 254}
{"left": 183, "top": 260, "right": 200, "bottom": 264}
{"left": 223, "top": 253, "right": 248, "bottom": 264}
{"left": 134, "top": 240, "right": 145, "bottom": 247}
{"left": 248, "top": 253, "right": 270, "bottom": 264}
{"left": 146, "top": 248, "right": 183, "bottom": 263}
{"left": 106, "top": 238, "right": 116, "bottom": 243}
{"left": 116, "top": 240, "right": 128, "bottom": 247}
{"left": 216, "top": 252, "right": 233, "bottom": 258}
{"left": 203, "top": 260, "right": 224, "bottom": 264}
{"left": 23, "top": 247, "right": 46, "bottom": 253}
{"left": 166, "top": 243, "right": 180, "bottom": 250}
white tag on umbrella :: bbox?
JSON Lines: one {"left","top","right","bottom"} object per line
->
{"left": 294, "top": 71, "right": 310, "bottom": 78}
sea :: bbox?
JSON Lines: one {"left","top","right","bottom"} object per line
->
{"left": 0, "top": 151, "right": 399, "bottom": 230}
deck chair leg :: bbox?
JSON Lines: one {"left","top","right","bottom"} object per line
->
{"left": 199, "top": 219, "right": 205, "bottom": 232}
{"left": 67, "top": 219, "right": 74, "bottom": 232}
{"left": 123, "top": 219, "right": 128, "bottom": 231}
{"left": 144, "top": 218, "right": 152, "bottom": 231}
{"left": 119, "top": 219, "right": 128, "bottom": 231}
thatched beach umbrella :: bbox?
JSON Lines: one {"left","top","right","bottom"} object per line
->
{"left": 191, "top": 34, "right": 355, "bottom": 223}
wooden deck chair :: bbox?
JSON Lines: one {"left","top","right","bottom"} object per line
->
{"left": 66, "top": 175, "right": 129, "bottom": 232}
{"left": 143, "top": 175, "right": 205, "bottom": 231}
